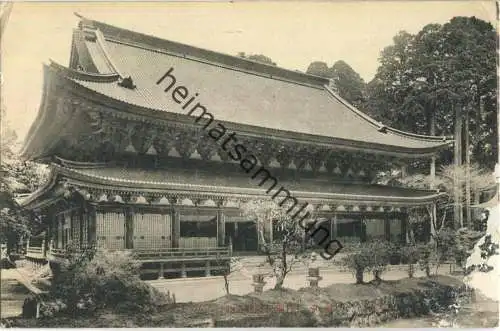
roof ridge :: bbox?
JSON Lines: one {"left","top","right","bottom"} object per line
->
{"left": 323, "top": 85, "right": 453, "bottom": 144}
{"left": 106, "top": 37, "right": 325, "bottom": 90}
{"left": 80, "top": 17, "right": 331, "bottom": 88}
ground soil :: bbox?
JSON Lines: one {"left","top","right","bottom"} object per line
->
{"left": 4, "top": 275, "right": 490, "bottom": 328}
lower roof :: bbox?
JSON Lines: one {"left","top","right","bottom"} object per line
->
{"left": 19, "top": 161, "right": 446, "bottom": 209}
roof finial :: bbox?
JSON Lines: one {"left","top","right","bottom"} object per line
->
{"left": 74, "top": 12, "right": 84, "bottom": 19}
{"left": 118, "top": 76, "right": 136, "bottom": 90}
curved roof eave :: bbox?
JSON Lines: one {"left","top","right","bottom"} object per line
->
{"left": 323, "top": 86, "right": 454, "bottom": 144}
{"left": 53, "top": 162, "right": 447, "bottom": 205}
{"left": 17, "top": 168, "right": 60, "bottom": 209}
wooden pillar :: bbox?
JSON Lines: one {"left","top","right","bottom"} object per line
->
{"left": 88, "top": 204, "right": 97, "bottom": 247}
{"left": 79, "top": 208, "right": 84, "bottom": 248}
{"left": 401, "top": 165, "right": 407, "bottom": 178}
{"left": 171, "top": 208, "right": 180, "bottom": 248}
{"left": 401, "top": 215, "right": 408, "bottom": 244}
{"left": 125, "top": 207, "right": 134, "bottom": 249}
{"left": 384, "top": 216, "right": 391, "bottom": 242}
{"left": 217, "top": 209, "right": 225, "bottom": 247}
{"left": 333, "top": 214, "right": 338, "bottom": 239}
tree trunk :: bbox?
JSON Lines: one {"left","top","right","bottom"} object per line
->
{"left": 223, "top": 274, "right": 230, "bottom": 295}
{"left": 429, "top": 111, "right": 436, "bottom": 189}
{"left": 465, "top": 106, "right": 471, "bottom": 227}
{"left": 274, "top": 274, "right": 285, "bottom": 290}
{"left": 408, "top": 264, "right": 415, "bottom": 278}
{"left": 355, "top": 268, "right": 364, "bottom": 284}
{"left": 453, "top": 102, "right": 463, "bottom": 229}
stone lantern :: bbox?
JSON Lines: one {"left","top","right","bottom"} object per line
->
{"left": 252, "top": 273, "right": 266, "bottom": 293}
{"left": 307, "top": 267, "right": 322, "bottom": 287}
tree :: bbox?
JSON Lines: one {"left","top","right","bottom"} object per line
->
{"left": 214, "top": 256, "right": 242, "bottom": 296}
{"left": 377, "top": 163, "right": 495, "bottom": 229}
{"left": 1, "top": 107, "right": 49, "bottom": 252}
{"left": 241, "top": 199, "right": 313, "bottom": 290}
{"left": 237, "top": 52, "right": 277, "bottom": 66}
{"left": 365, "top": 17, "right": 497, "bottom": 170}
{"left": 330, "top": 60, "right": 366, "bottom": 107}
{"left": 305, "top": 61, "right": 330, "bottom": 78}
{"left": 306, "top": 60, "right": 366, "bottom": 107}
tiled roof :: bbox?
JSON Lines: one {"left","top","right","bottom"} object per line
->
{"left": 51, "top": 162, "right": 444, "bottom": 202}
{"left": 52, "top": 18, "right": 452, "bottom": 153}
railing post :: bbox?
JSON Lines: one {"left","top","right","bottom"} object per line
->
{"left": 205, "top": 260, "right": 211, "bottom": 277}
{"left": 41, "top": 239, "right": 46, "bottom": 257}
{"left": 159, "top": 263, "right": 165, "bottom": 279}
{"left": 181, "top": 262, "right": 187, "bottom": 278}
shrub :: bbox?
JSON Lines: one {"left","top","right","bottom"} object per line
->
{"left": 341, "top": 249, "right": 371, "bottom": 284}
{"left": 341, "top": 240, "right": 391, "bottom": 284}
{"left": 365, "top": 240, "right": 391, "bottom": 282}
{"left": 453, "top": 228, "right": 484, "bottom": 272}
{"left": 51, "top": 249, "right": 174, "bottom": 315}
{"left": 401, "top": 245, "right": 420, "bottom": 278}
{"left": 417, "top": 243, "right": 438, "bottom": 277}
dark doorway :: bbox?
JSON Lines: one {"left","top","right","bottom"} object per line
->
{"left": 225, "top": 222, "right": 258, "bottom": 252}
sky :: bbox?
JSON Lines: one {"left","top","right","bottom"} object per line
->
{"left": 1, "top": 1, "right": 496, "bottom": 142}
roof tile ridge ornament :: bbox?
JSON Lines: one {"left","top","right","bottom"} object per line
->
{"left": 118, "top": 76, "right": 136, "bottom": 90}
{"left": 75, "top": 14, "right": 134, "bottom": 89}
{"left": 48, "top": 60, "right": 120, "bottom": 83}
{"left": 323, "top": 84, "right": 453, "bottom": 144}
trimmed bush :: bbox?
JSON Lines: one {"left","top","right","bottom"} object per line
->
{"left": 51, "top": 248, "right": 174, "bottom": 315}
{"left": 401, "top": 245, "right": 420, "bottom": 278}
{"left": 341, "top": 249, "right": 371, "bottom": 284}
{"left": 341, "top": 240, "right": 392, "bottom": 283}
{"left": 366, "top": 240, "right": 391, "bottom": 282}
{"left": 417, "top": 243, "right": 434, "bottom": 276}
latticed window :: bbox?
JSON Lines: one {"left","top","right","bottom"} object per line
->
{"left": 336, "top": 218, "right": 362, "bottom": 241}
{"left": 133, "top": 213, "right": 171, "bottom": 249}
{"left": 365, "top": 218, "right": 385, "bottom": 240}
{"left": 71, "top": 211, "right": 81, "bottom": 248}
{"left": 389, "top": 218, "right": 402, "bottom": 242}
{"left": 96, "top": 212, "right": 125, "bottom": 250}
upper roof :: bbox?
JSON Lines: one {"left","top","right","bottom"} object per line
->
{"left": 21, "top": 16, "right": 453, "bottom": 162}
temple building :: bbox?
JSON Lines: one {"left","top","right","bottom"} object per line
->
{"left": 21, "top": 17, "right": 452, "bottom": 277}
